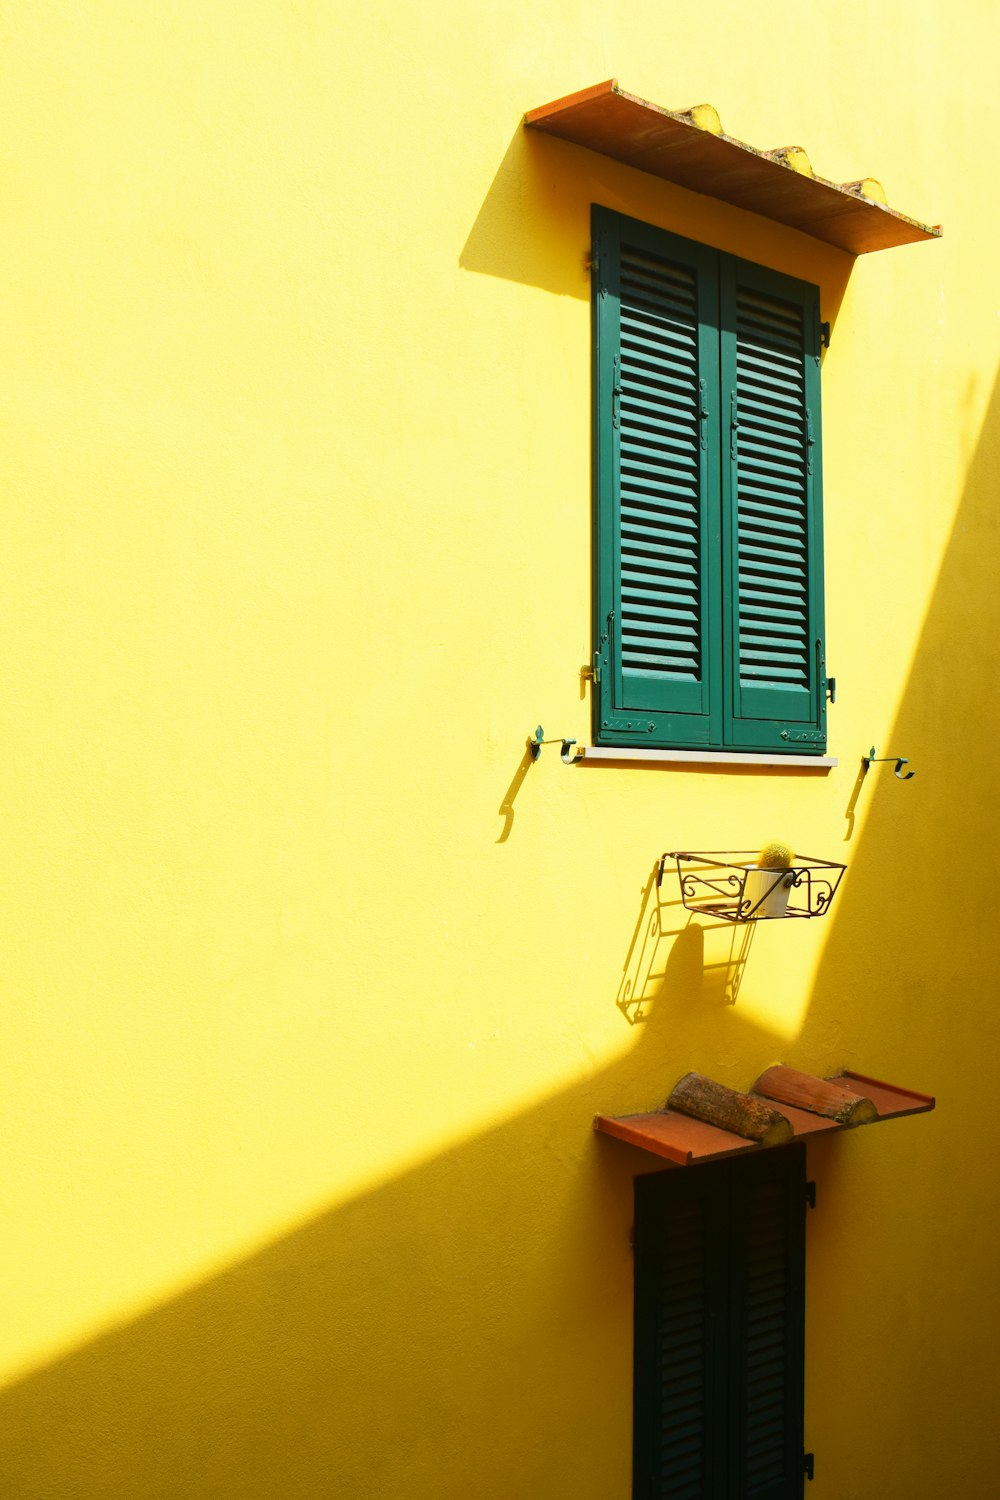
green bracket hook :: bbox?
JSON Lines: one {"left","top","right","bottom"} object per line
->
{"left": 862, "top": 746, "right": 915, "bottom": 780}
{"left": 528, "top": 726, "right": 578, "bottom": 763}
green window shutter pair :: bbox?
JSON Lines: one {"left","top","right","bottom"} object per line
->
{"left": 593, "top": 207, "right": 827, "bottom": 754}
{"left": 633, "top": 1145, "right": 807, "bottom": 1499}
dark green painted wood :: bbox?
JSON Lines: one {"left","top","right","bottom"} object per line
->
{"left": 633, "top": 1147, "right": 806, "bottom": 1500}
{"left": 721, "top": 260, "right": 827, "bottom": 753}
{"left": 634, "top": 1162, "right": 730, "bottom": 1499}
{"left": 592, "top": 207, "right": 827, "bottom": 755}
{"left": 592, "top": 207, "right": 722, "bottom": 750}
{"left": 729, "top": 1147, "right": 806, "bottom": 1499}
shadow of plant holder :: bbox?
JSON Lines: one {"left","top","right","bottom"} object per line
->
{"left": 615, "top": 862, "right": 757, "bottom": 1023}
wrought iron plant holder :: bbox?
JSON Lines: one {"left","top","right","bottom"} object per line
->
{"left": 659, "top": 851, "right": 847, "bottom": 924}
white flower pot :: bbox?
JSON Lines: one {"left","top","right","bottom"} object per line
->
{"left": 743, "top": 866, "right": 794, "bottom": 919}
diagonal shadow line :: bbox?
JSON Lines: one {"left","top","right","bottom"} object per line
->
{"left": 0, "top": 967, "right": 800, "bottom": 1500}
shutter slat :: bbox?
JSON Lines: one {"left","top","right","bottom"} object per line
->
{"left": 623, "top": 406, "right": 701, "bottom": 435}
{"left": 622, "top": 334, "right": 700, "bottom": 374}
{"left": 624, "top": 578, "right": 699, "bottom": 601}
{"left": 621, "top": 312, "right": 698, "bottom": 351}
{"left": 622, "top": 395, "right": 701, "bottom": 433}
{"left": 740, "top": 579, "right": 808, "bottom": 603}
{"left": 623, "top": 498, "right": 700, "bottom": 526}
{"left": 623, "top": 603, "right": 705, "bottom": 628}
{"left": 739, "top": 502, "right": 806, "bottom": 531}
{"left": 625, "top": 536, "right": 702, "bottom": 565}
{"left": 621, "top": 262, "right": 698, "bottom": 300}
{"left": 623, "top": 372, "right": 700, "bottom": 410}
{"left": 623, "top": 451, "right": 700, "bottom": 480}
{"left": 622, "top": 480, "right": 701, "bottom": 508}
{"left": 738, "top": 471, "right": 807, "bottom": 500}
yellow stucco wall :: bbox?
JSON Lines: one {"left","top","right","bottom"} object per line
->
{"left": 0, "top": 3, "right": 996, "bottom": 1496}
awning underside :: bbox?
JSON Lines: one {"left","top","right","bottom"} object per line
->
{"left": 525, "top": 81, "right": 941, "bottom": 255}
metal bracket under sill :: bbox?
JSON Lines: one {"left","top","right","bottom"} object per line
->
{"left": 568, "top": 745, "right": 838, "bottom": 770}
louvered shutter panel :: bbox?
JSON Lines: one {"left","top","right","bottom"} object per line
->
{"left": 633, "top": 1150, "right": 806, "bottom": 1500}
{"left": 593, "top": 209, "right": 722, "bottom": 749}
{"left": 634, "top": 1165, "right": 730, "bottom": 1500}
{"left": 729, "top": 1147, "right": 806, "bottom": 1500}
{"left": 721, "top": 260, "right": 827, "bottom": 752}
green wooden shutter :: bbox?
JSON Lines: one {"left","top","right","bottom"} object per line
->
{"left": 593, "top": 211, "right": 828, "bottom": 756}
{"left": 721, "top": 259, "right": 827, "bottom": 753}
{"left": 634, "top": 1147, "right": 806, "bottom": 1500}
{"left": 633, "top": 1164, "right": 730, "bottom": 1500}
{"left": 593, "top": 208, "right": 722, "bottom": 749}
{"left": 729, "top": 1146, "right": 806, "bottom": 1500}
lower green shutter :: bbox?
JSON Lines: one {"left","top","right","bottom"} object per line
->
{"left": 634, "top": 1164, "right": 730, "bottom": 1499}
{"left": 634, "top": 1147, "right": 807, "bottom": 1500}
{"left": 729, "top": 1147, "right": 806, "bottom": 1500}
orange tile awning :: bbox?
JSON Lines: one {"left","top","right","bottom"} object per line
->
{"left": 525, "top": 81, "right": 941, "bottom": 255}
{"left": 595, "top": 1068, "right": 935, "bottom": 1167}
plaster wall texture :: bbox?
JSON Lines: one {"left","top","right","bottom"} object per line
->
{"left": 0, "top": 2, "right": 995, "bottom": 1496}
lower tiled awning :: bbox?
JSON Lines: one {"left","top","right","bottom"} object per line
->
{"left": 595, "top": 1067, "right": 934, "bottom": 1167}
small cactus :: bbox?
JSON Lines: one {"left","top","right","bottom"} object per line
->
{"left": 756, "top": 840, "right": 795, "bottom": 869}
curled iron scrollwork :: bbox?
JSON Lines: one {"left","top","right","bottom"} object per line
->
{"left": 664, "top": 851, "right": 846, "bottom": 925}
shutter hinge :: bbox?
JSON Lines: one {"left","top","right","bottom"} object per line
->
{"left": 730, "top": 392, "right": 739, "bottom": 459}
{"left": 804, "top": 1452, "right": 815, "bottom": 1482}
{"left": 819, "top": 319, "right": 830, "bottom": 348}
{"left": 591, "top": 611, "right": 613, "bottom": 687}
{"left": 805, "top": 409, "right": 815, "bottom": 475}
{"left": 815, "top": 641, "right": 827, "bottom": 708}
{"left": 698, "top": 378, "right": 708, "bottom": 450}
{"left": 805, "top": 1181, "right": 816, "bottom": 1210}
{"left": 612, "top": 355, "right": 621, "bottom": 429}
{"left": 589, "top": 244, "right": 607, "bottom": 299}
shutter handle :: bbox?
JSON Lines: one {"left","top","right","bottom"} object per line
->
{"left": 612, "top": 355, "right": 621, "bottom": 429}
{"left": 730, "top": 393, "right": 739, "bottom": 459}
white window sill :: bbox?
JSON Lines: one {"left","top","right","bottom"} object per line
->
{"left": 569, "top": 746, "right": 837, "bottom": 770}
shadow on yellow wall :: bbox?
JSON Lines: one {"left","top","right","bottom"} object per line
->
{"left": 615, "top": 862, "right": 756, "bottom": 1024}
{"left": 0, "top": 897, "right": 799, "bottom": 1498}
{"left": 2, "top": 194, "right": 997, "bottom": 1500}
{"left": 3, "top": 366, "right": 998, "bottom": 1500}
{"left": 461, "top": 123, "right": 854, "bottom": 330}
{"left": 461, "top": 129, "right": 593, "bottom": 300}
{"left": 789, "top": 363, "right": 1000, "bottom": 1497}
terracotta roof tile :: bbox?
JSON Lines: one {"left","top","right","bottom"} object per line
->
{"left": 595, "top": 1067, "right": 934, "bottom": 1167}
{"left": 525, "top": 81, "right": 941, "bottom": 254}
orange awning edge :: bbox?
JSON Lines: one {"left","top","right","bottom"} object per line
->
{"left": 595, "top": 1068, "right": 935, "bottom": 1167}
{"left": 525, "top": 80, "right": 941, "bottom": 255}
